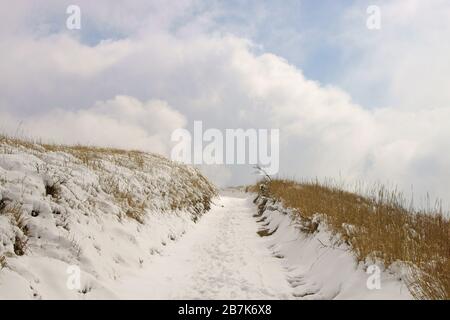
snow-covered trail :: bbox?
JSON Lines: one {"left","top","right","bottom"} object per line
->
{"left": 110, "top": 191, "right": 293, "bottom": 299}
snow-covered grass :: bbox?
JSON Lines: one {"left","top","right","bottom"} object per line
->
{"left": 253, "top": 196, "right": 412, "bottom": 299}
{"left": 252, "top": 179, "right": 449, "bottom": 300}
{"left": 0, "top": 135, "right": 217, "bottom": 299}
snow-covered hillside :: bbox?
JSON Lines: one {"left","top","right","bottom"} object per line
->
{"left": 0, "top": 136, "right": 216, "bottom": 299}
{"left": 0, "top": 136, "right": 411, "bottom": 300}
{"left": 253, "top": 194, "right": 412, "bottom": 299}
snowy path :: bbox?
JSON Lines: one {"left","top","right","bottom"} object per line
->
{"left": 110, "top": 192, "right": 293, "bottom": 299}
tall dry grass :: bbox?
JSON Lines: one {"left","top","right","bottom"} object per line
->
{"left": 256, "top": 179, "right": 449, "bottom": 300}
{"left": 0, "top": 255, "right": 6, "bottom": 269}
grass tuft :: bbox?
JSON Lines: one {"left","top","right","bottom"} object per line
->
{"left": 0, "top": 255, "right": 6, "bottom": 269}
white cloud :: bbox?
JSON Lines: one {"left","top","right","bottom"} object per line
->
{"left": 0, "top": 1, "right": 449, "bottom": 201}
{"left": 339, "top": 0, "right": 450, "bottom": 110}
{"left": 1, "top": 96, "right": 186, "bottom": 156}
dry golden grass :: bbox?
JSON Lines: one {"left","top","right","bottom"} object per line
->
{"left": 0, "top": 255, "right": 6, "bottom": 269}
{"left": 255, "top": 179, "right": 449, "bottom": 300}
{"left": 0, "top": 201, "right": 29, "bottom": 256}
{"left": 100, "top": 175, "right": 146, "bottom": 224}
{"left": 0, "top": 133, "right": 146, "bottom": 169}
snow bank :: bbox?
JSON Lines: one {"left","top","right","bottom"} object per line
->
{"left": 0, "top": 138, "right": 216, "bottom": 299}
{"left": 254, "top": 195, "right": 412, "bottom": 299}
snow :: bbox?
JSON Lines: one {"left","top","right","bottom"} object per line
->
{"left": 105, "top": 190, "right": 411, "bottom": 299}
{"left": 0, "top": 140, "right": 411, "bottom": 299}
{"left": 254, "top": 195, "right": 412, "bottom": 300}
{"left": 0, "top": 140, "right": 216, "bottom": 299}
{"left": 108, "top": 191, "right": 293, "bottom": 299}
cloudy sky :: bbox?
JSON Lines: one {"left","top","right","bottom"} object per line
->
{"left": 1, "top": 0, "right": 449, "bottom": 205}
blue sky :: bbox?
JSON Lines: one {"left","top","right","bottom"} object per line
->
{"left": 199, "top": 0, "right": 352, "bottom": 81}
{"left": 168, "top": 0, "right": 383, "bottom": 108}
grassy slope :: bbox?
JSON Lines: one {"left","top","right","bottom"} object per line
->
{"left": 0, "top": 135, "right": 217, "bottom": 296}
{"left": 253, "top": 179, "right": 449, "bottom": 300}
{"left": 0, "top": 135, "right": 217, "bottom": 218}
